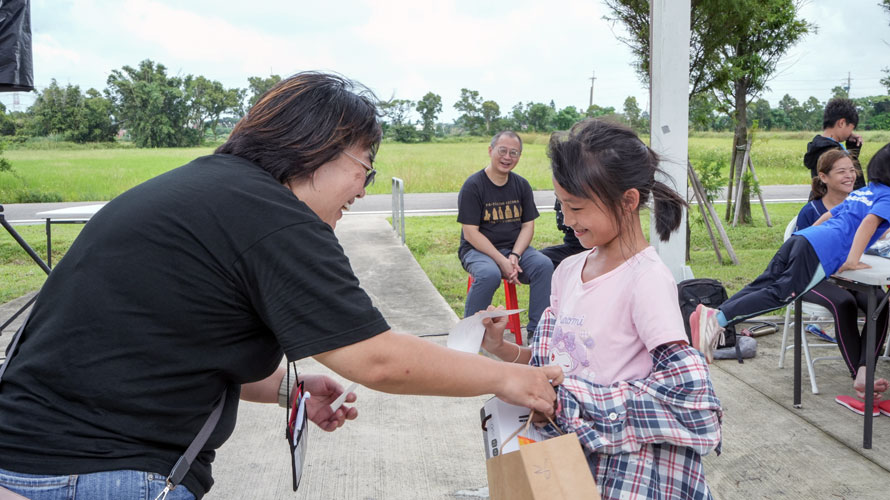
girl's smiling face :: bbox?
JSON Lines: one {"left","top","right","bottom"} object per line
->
{"left": 553, "top": 179, "right": 621, "bottom": 250}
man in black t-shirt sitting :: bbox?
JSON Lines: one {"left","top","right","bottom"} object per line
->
{"left": 457, "top": 131, "right": 554, "bottom": 339}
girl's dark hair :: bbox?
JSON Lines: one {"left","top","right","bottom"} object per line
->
{"left": 216, "top": 72, "right": 382, "bottom": 184}
{"left": 548, "top": 119, "right": 687, "bottom": 243}
{"left": 811, "top": 149, "right": 849, "bottom": 199}
{"left": 867, "top": 142, "right": 890, "bottom": 187}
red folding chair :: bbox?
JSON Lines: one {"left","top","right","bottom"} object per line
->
{"left": 467, "top": 275, "right": 523, "bottom": 345}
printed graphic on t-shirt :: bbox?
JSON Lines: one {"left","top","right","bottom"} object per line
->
{"left": 549, "top": 314, "right": 596, "bottom": 380}
{"left": 482, "top": 200, "right": 522, "bottom": 223}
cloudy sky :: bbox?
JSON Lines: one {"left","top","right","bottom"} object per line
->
{"left": 2, "top": 0, "right": 888, "bottom": 122}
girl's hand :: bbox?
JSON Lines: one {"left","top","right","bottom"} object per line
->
{"left": 481, "top": 305, "right": 507, "bottom": 353}
{"left": 837, "top": 260, "right": 871, "bottom": 274}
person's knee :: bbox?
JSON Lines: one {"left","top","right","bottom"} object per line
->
{"left": 470, "top": 264, "right": 501, "bottom": 285}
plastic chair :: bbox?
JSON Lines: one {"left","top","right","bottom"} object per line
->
{"left": 467, "top": 275, "right": 523, "bottom": 345}
{"left": 777, "top": 216, "right": 843, "bottom": 394}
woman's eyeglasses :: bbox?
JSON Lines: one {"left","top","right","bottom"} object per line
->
{"left": 343, "top": 151, "right": 377, "bottom": 188}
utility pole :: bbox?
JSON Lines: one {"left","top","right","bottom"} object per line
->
{"left": 588, "top": 70, "right": 596, "bottom": 109}
{"left": 845, "top": 72, "right": 851, "bottom": 95}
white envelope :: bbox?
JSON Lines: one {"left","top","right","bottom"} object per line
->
{"left": 446, "top": 309, "right": 524, "bottom": 353}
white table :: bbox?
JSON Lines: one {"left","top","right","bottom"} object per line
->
{"left": 35, "top": 204, "right": 105, "bottom": 267}
{"left": 793, "top": 254, "right": 890, "bottom": 449}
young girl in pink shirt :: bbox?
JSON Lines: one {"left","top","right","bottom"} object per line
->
{"left": 482, "top": 119, "right": 722, "bottom": 500}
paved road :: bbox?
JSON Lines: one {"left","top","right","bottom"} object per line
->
{"left": 1, "top": 184, "right": 812, "bottom": 223}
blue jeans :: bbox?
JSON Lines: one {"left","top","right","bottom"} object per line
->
{"left": 461, "top": 246, "right": 553, "bottom": 335}
{"left": 0, "top": 468, "right": 195, "bottom": 500}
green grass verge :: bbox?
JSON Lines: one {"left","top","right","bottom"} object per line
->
{"left": 3, "top": 130, "right": 889, "bottom": 201}
{"left": 405, "top": 203, "right": 801, "bottom": 324}
{"left": 0, "top": 224, "right": 83, "bottom": 303}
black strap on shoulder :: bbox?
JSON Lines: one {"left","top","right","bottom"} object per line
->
{"left": 165, "top": 390, "right": 226, "bottom": 489}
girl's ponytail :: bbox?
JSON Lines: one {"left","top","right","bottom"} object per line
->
{"left": 651, "top": 180, "right": 687, "bottom": 242}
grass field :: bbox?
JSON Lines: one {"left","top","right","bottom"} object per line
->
{"left": 1, "top": 202, "right": 796, "bottom": 316}
{"left": 405, "top": 202, "right": 799, "bottom": 324}
{"left": 3, "top": 130, "right": 889, "bottom": 202}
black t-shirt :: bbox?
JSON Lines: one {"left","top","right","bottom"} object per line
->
{"left": 457, "top": 169, "right": 538, "bottom": 259}
{"left": 0, "top": 154, "right": 389, "bottom": 498}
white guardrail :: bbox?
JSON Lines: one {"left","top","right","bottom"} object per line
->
{"left": 391, "top": 177, "right": 405, "bottom": 244}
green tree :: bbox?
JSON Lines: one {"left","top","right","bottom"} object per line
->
{"left": 801, "top": 96, "right": 822, "bottom": 130}
{"left": 555, "top": 105, "right": 582, "bottom": 131}
{"left": 379, "top": 98, "right": 417, "bottom": 142}
{"left": 0, "top": 102, "right": 14, "bottom": 136}
{"left": 622, "top": 96, "right": 642, "bottom": 131}
{"left": 527, "top": 102, "right": 556, "bottom": 131}
{"left": 831, "top": 85, "right": 849, "bottom": 99}
{"left": 29, "top": 79, "right": 68, "bottom": 136}
{"left": 509, "top": 102, "right": 529, "bottom": 131}
{"left": 481, "top": 100, "right": 500, "bottom": 134}
{"left": 106, "top": 59, "right": 194, "bottom": 147}
{"left": 748, "top": 98, "right": 772, "bottom": 130}
{"left": 68, "top": 89, "right": 117, "bottom": 142}
{"left": 415, "top": 92, "right": 442, "bottom": 141}
{"left": 29, "top": 80, "right": 116, "bottom": 142}
{"left": 454, "top": 88, "right": 484, "bottom": 135}
{"left": 184, "top": 76, "right": 244, "bottom": 140}
{"left": 247, "top": 75, "right": 281, "bottom": 109}
{"left": 689, "top": 93, "right": 719, "bottom": 131}
{"left": 881, "top": 70, "right": 890, "bottom": 95}
{"left": 605, "top": 0, "right": 812, "bottom": 224}
{"left": 584, "top": 104, "right": 616, "bottom": 118}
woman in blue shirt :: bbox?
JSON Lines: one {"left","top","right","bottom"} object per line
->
{"left": 795, "top": 149, "right": 889, "bottom": 411}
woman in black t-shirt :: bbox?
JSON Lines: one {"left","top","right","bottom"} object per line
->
{"left": 0, "top": 72, "right": 564, "bottom": 500}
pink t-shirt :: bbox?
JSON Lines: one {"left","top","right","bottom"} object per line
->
{"left": 546, "top": 246, "right": 687, "bottom": 385}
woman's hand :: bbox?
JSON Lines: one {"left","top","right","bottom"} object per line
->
{"left": 300, "top": 374, "right": 358, "bottom": 432}
{"left": 837, "top": 259, "right": 871, "bottom": 274}
{"left": 496, "top": 364, "right": 564, "bottom": 417}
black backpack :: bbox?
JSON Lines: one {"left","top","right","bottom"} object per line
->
{"left": 677, "top": 278, "right": 743, "bottom": 363}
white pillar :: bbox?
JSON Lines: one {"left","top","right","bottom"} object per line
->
{"left": 649, "top": 0, "right": 692, "bottom": 282}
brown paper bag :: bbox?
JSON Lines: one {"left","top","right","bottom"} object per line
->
{"left": 485, "top": 413, "right": 600, "bottom": 500}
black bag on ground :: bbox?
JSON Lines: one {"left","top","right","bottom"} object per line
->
{"left": 677, "top": 278, "right": 742, "bottom": 362}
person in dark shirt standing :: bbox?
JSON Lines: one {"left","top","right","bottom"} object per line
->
{"left": 804, "top": 97, "right": 865, "bottom": 195}
{"left": 0, "top": 74, "right": 563, "bottom": 500}
{"left": 457, "top": 131, "right": 553, "bottom": 338}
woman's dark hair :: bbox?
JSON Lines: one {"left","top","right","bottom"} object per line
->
{"left": 811, "top": 149, "right": 850, "bottom": 199}
{"left": 867, "top": 142, "right": 890, "bottom": 187}
{"left": 216, "top": 72, "right": 382, "bottom": 184}
{"left": 548, "top": 119, "right": 687, "bottom": 243}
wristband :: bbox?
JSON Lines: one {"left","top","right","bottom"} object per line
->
{"left": 278, "top": 373, "right": 296, "bottom": 408}
{"left": 511, "top": 343, "right": 522, "bottom": 363}
{"left": 508, "top": 251, "right": 521, "bottom": 260}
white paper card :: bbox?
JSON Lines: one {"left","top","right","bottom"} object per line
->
{"left": 329, "top": 382, "right": 358, "bottom": 411}
{"left": 446, "top": 309, "right": 524, "bottom": 353}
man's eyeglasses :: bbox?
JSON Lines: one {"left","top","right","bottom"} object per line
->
{"left": 495, "top": 146, "right": 521, "bottom": 159}
{"left": 343, "top": 151, "right": 377, "bottom": 188}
